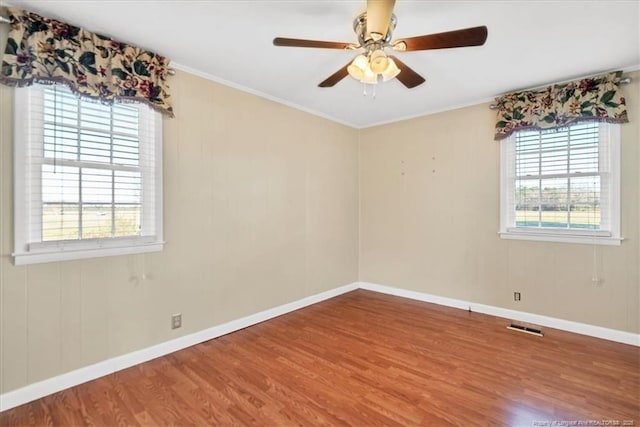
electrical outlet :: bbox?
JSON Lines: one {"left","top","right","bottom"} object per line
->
{"left": 171, "top": 313, "right": 182, "bottom": 329}
{"left": 514, "top": 292, "right": 521, "bottom": 301}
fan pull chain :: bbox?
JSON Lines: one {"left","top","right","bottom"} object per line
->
{"left": 362, "top": 83, "right": 377, "bottom": 99}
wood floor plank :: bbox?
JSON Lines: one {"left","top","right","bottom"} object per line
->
{"left": 1, "top": 290, "right": 638, "bottom": 426}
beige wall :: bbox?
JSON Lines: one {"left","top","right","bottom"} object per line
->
{"left": 359, "top": 70, "right": 640, "bottom": 334}
{"left": 1, "top": 16, "right": 637, "bottom": 396}
{"left": 0, "top": 61, "right": 359, "bottom": 392}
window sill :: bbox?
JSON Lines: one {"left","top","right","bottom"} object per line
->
{"left": 499, "top": 229, "right": 622, "bottom": 246}
{"left": 13, "top": 239, "right": 164, "bottom": 265}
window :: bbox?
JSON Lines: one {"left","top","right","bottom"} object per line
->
{"left": 500, "top": 122, "right": 621, "bottom": 245}
{"left": 14, "top": 84, "right": 163, "bottom": 265}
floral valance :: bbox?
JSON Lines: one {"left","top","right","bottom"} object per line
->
{"left": 0, "top": 7, "right": 174, "bottom": 117}
{"left": 494, "top": 71, "right": 628, "bottom": 140}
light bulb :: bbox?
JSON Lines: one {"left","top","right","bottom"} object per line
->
{"left": 347, "top": 64, "right": 363, "bottom": 80}
{"left": 347, "top": 55, "right": 368, "bottom": 80}
{"left": 381, "top": 57, "right": 401, "bottom": 81}
{"left": 360, "top": 64, "right": 378, "bottom": 85}
{"left": 369, "top": 49, "right": 389, "bottom": 74}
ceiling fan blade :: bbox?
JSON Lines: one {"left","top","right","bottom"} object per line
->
{"left": 366, "top": 0, "right": 396, "bottom": 41}
{"left": 273, "top": 37, "right": 354, "bottom": 50}
{"left": 318, "top": 62, "right": 351, "bottom": 87}
{"left": 393, "top": 26, "right": 488, "bottom": 51}
{"left": 389, "top": 56, "right": 425, "bottom": 88}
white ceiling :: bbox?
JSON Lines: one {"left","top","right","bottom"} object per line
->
{"left": 3, "top": 1, "right": 640, "bottom": 128}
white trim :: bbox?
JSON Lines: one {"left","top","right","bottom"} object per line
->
{"left": 171, "top": 60, "right": 498, "bottom": 130}
{"left": 13, "top": 85, "right": 29, "bottom": 255}
{"left": 608, "top": 123, "right": 621, "bottom": 239}
{"left": 2, "top": 280, "right": 638, "bottom": 412}
{"left": 13, "top": 241, "right": 165, "bottom": 265}
{"left": 169, "top": 62, "right": 357, "bottom": 129}
{"left": 498, "top": 123, "right": 622, "bottom": 246}
{"left": 358, "top": 281, "right": 640, "bottom": 347}
{"left": 498, "top": 231, "right": 623, "bottom": 246}
{"left": 170, "top": 62, "right": 639, "bottom": 130}
{"left": 359, "top": 96, "right": 498, "bottom": 129}
{"left": 621, "top": 63, "right": 640, "bottom": 73}
{"left": 12, "top": 85, "right": 164, "bottom": 266}
{"left": 363, "top": 66, "right": 639, "bottom": 129}
{"left": 0, "top": 282, "right": 358, "bottom": 412}
{"left": 495, "top": 66, "right": 639, "bottom": 100}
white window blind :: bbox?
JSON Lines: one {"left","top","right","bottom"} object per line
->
{"left": 14, "top": 84, "right": 164, "bottom": 265}
{"left": 500, "top": 122, "right": 621, "bottom": 245}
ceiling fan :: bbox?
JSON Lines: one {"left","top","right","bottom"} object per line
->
{"left": 273, "top": 0, "right": 487, "bottom": 89}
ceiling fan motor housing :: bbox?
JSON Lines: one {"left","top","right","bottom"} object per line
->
{"left": 353, "top": 12, "right": 397, "bottom": 48}
{"left": 271, "top": 0, "right": 487, "bottom": 89}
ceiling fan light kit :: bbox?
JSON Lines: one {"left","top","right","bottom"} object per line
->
{"left": 273, "top": 0, "right": 488, "bottom": 90}
{"left": 361, "top": 66, "right": 378, "bottom": 85}
{"left": 381, "top": 59, "right": 400, "bottom": 82}
{"left": 369, "top": 49, "right": 388, "bottom": 73}
{"left": 347, "top": 54, "right": 368, "bottom": 80}
{"left": 347, "top": 49, "right": 399, "bottom": 85}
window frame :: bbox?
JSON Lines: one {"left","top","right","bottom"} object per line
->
{"left": 13, "top": 84, "right": 164, "bottom": 265}
{"left": 499, "top": 123, "right": 622, "bottom": 246}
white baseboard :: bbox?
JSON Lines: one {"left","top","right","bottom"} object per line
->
{"left": 0, "top": 282, "right": 359, "bottom": 412}
{"left": 2, "top": 280, "right": 638, "bottom": 412}
{"left": 358, "top": 281, "right": 640, "bottom": 347}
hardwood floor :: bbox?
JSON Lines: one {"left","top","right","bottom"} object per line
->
{"left": 1, "top": 290, "right": 638, "bottom": 426}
